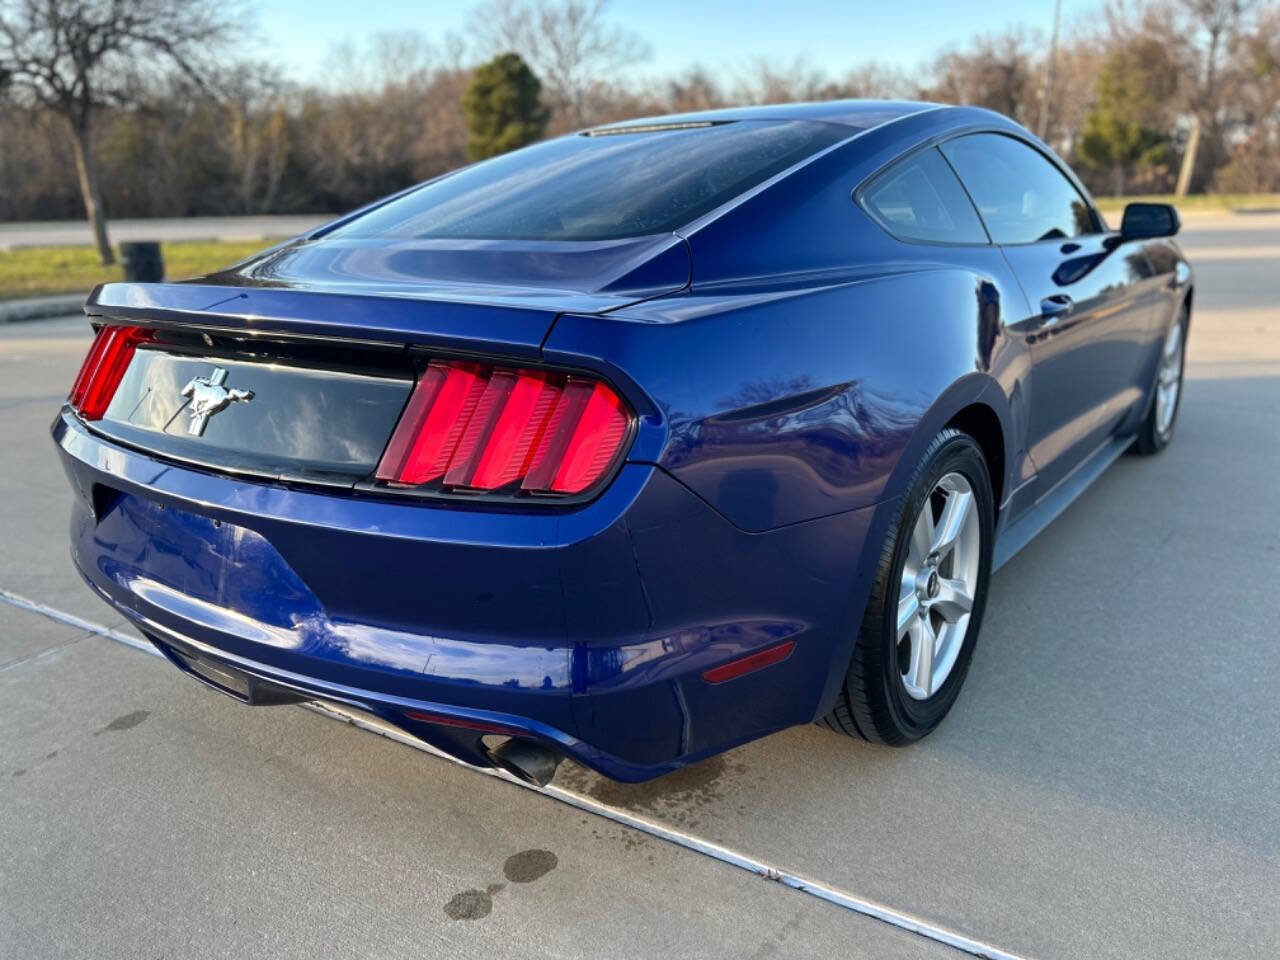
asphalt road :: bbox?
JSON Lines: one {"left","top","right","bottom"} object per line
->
{"left": 2, "top": 213, "right": 1277, "bottom": 959}
{"left": 0, "top": 215, "right": 333, "bottom": 249}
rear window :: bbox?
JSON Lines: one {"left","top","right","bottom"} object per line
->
{"left": 329, "top": 120, "right": 851, "bottom": 242}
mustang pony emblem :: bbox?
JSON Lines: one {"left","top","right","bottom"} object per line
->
{"left": 180, "top": 368, "right": 253, "bottom": 436}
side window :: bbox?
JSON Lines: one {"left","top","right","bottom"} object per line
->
{"left": 940, "top": 133, "right": 1098, "bottom": 244}
{"left": 860, "top": 147, "right": 988, "bottom": 245}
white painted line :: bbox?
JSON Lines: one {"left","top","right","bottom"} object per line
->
{"left": 0, "top": 588, "right": 159, "bottom": 655}
{"left": 1, "top": 587, "right": 1034, "bottom": 960}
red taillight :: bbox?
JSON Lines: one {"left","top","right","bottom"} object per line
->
{"left": 69, "top": 325, "right": 154, "bottom": 420}
{"left": 377, "top": 359, "right": 632, "bottom": 498}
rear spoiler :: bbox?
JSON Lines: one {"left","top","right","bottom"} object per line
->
{"left": 85, "top": 282, "right": 566, "bottom": 359}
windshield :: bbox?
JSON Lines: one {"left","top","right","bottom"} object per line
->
{"left": 329, "top": 120, "right": 851, "bottom": 242}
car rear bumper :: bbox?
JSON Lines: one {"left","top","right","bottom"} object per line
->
{"left": 54, "top": 407, "right": 882, "bottom": 781}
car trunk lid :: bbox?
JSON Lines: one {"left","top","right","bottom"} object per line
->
{"left": 86, "top": 231, "right": 689, "bottom": 353}
{"left": 91, "top": 341, "right": 414, "bottom": 487}
{"left": 78, "top": 235, "right": 682, "bottom": 488}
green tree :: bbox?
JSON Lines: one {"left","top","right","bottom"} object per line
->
{"left": 1078, "top": 39, "right": 1178, "bottom": 195}
{"left": 0, "top": 0, "right": 241, "bottom": 265}
{"left": 463, "top": 52, "right": 549, "bottom": 161}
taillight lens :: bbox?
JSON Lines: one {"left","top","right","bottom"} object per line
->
{"left": 377, "top": 359, "right": 632, "bottom": 498}
{"left": 69, "top": 325, "right": 154, "bottom": 420}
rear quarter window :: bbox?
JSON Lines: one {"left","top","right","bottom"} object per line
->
{"left": 860, "top": 147, "right": 989, "bottom": 245}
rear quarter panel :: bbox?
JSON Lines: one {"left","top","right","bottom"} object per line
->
{"left": 550, "top": 265, "right": 1030, "bottom": 532}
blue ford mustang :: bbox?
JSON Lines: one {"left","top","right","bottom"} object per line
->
{"left": 54, "top": 101, "right": 1191, "bottom": 784}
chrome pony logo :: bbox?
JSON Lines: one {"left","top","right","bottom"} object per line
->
{"left": 180, "top": 368, "right": 253, "bottom": 436}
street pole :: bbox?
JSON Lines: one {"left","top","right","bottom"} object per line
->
{"left": 1037, "top": 0, "right": 1063, "bottom": 141}
{"left": 1175, "top": 116, "right": 1200, "bottom": 198}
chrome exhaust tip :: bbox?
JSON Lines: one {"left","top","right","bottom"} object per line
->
{"left": 487, "top": 738, "right": 562, "bottom": 787}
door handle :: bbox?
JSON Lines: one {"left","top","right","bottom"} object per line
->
{"left": 1040, "top": 294, "right": 1073, "bottom": 322}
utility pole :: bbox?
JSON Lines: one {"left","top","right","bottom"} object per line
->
{"left": 1037, "top": 0, "right": 1063, "bottom": 141}
{"left": 1175, "top": 116, "right": 1200, "bottom": 198}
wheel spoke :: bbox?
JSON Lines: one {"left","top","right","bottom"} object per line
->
{"left": 932, "top": 577, "right": 973, "bottom": 623}
{"left": 905, "top": 615, "right": 936, "bottom": 698}
{"left": 910, "top": 503, "right": 934, "bottom": 564}
{"left": 897, "top": 592, "right": 920, "bottom": 636}
{"left": 930, "top": 489, "right": 972, "bottom": 559}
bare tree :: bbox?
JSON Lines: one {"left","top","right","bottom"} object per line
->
{"left": 733, "top": 57, "right": 838, "bottom": 105}
{"left": 468, "top": 0, "right": 649, "bottom": 127}
{"left": 1208, "top": 4, "right": 1280, "bottom": 189}
{"left": 0, "top": 0, "right": 241, "bottom": 264}
{"left": 1174, "top": 0, "right": 1259, "bottom": 189}
{"left": 841, "top": 62, "right": 914, "bottom": 100}
{"left": 1043, "top": 26, "right": 1108, "bottom": 155}
{"left": 5, "top": 0, "right": 1280, "bottom": 224}
{"left": 1105, "top": 0, "right": 1263, "bottom": 190}
{"left": 663, "top": 67, "right": 727, "bottom": 113}
{"left": 217, "top": 63, "right": 293, "bottom": 215}
{"left": 920, "top": 29, "right": 1042, "bottom": 126}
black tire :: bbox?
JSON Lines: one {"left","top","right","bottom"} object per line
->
{"left": 1131, "top": 303, "right": 1188, "bottom": 456}
{"left": 821, "top": 429, "right": 994, "bottom": 745}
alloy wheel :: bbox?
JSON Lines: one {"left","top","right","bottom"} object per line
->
{"left": 896, "top": 472, "right": 982, "bottom": 700}
{"left": 1154, "top": 319, "right": 1185, "bottom": 437}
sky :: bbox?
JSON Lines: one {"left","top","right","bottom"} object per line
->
{"left": 255, "top": 0, "right": 1096, "bottom": 85}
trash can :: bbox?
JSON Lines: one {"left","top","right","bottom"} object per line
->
{"left": 120, "top": 242, "right": 164, "bottom": 282}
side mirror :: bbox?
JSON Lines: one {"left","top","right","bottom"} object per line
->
{"left": 1120, "top": 202, "right": 1180, "bottom": 240}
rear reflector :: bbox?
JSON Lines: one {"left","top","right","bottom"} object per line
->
{"left": 402, "top": 709, "right": 520, "bottom": 736}
{"left": 69, "top": 325, "right": 155, "bottom": 420}
{"left": 377, "top": 359, "right": 632, "bottom": 498}
{"left": 701, "top": 641, "right": 797, "bottom": 685}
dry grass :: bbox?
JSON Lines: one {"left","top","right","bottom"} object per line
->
{"left": 1094, "top": 193, "right": 1280, "bottom": 214}
{"left": 0, "top": 240, "right": 276, "bottom": 300}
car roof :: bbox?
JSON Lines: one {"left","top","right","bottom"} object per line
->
{"left": 586, "top": 100, "right": 944, "bottom": 133}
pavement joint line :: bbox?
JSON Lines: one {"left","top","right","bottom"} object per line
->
{"left": 0, "top": 588, "right": 158, "bottom": 655}
{"left": 0, "top": 585, "right": 1034, "bottom": 960}
{"left": 0, "top": 632, "right": 90, "bottom": 673}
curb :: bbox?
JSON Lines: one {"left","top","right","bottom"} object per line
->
{"left": 0, "top": 294, "right": 86, "bottom": 324}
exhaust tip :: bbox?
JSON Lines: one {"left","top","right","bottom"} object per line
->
{"left": 487, "top": 738, "right": 562, "bottom": 787}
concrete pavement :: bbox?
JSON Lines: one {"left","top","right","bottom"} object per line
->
{"left": 5, "top": 618, "right": 965, "bottom": 960}
{"left": 2, "top": 214, "right": 1278, "bottom": 959}
{"left": 0, "top": 294, "right": 86, "bottom": 325}
{"left": 0, "top": 215, "right": 333, "bottom": 250}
